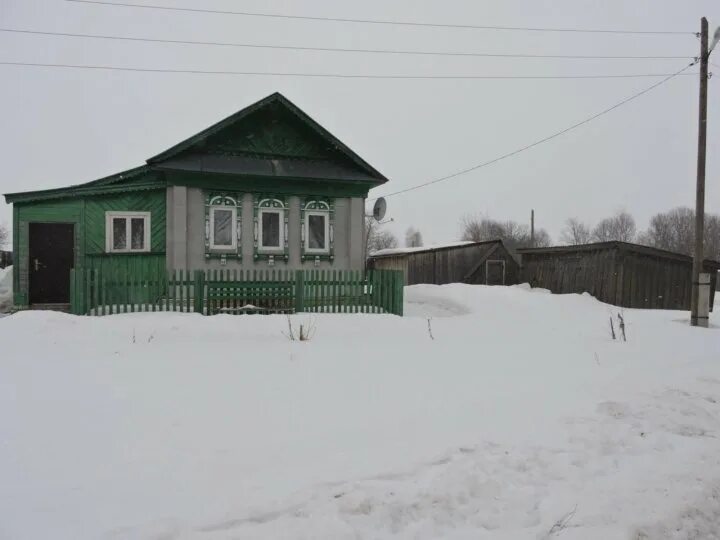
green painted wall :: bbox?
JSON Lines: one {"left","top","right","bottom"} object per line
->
{"left": 13, "top": 189, "right": 166, "bottom": 307}
{"left": 14, "top": 199, "right": 84, "bottom": 306}
{"left": 85, "top": 191, "right": 166, "bottom": 253}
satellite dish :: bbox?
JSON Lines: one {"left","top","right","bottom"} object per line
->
{"left": 373, "top": 197, "right": 387, "bottom": 221}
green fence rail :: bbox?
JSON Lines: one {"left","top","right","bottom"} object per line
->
{"left": 69, "top": 268, "right": 404, "bottom": 316}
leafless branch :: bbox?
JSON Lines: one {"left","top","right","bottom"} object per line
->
{"left": 545, "top": 505, "right": 578, "bottom": 537}
{"left": 617, "top": 313, "right": 626, "bottom": 342}
{"left": 427, "top": 318, "right": 434, "bottom": 340}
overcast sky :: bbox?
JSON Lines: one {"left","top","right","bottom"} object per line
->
{"left": 1, "top": 0, "right": 719, "bottom": 246}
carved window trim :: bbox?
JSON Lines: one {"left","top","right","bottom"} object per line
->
{"left": 253, "top": 195, "right": 289, "bottom": 264}
{"left": 204, "top": 192, "right": 242, "bottom": 261}
{"left": 301, "top": 198, "right": 334, "bottom": 264}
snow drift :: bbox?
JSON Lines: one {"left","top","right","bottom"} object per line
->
{"left": 0, "top": 284, "right": 719, "bottom": 539}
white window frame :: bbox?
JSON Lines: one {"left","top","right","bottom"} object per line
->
{"left": 258, "top": 208, "right": 285, "bottom": 252}
{"left": 209, "top": 205, "right": 237, "bottom": 251}
{"left": 105, "top": 211, "right": 151, "bottom": 253}
{"left": 304, "top": 210, "right": 330, "bottom": 254}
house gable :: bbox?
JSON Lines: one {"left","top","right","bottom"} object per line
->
{"left": 148, "top": 92, "right": 388, "bottom": 185}
{"left": 185, "top": 102, "right": 339, "bottom": 160}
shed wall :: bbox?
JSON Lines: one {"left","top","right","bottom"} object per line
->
{"left": 520, "top": 247, "right": 717, "bottom": 310}
{"left": 371, "top": 243, "right": 519, "bottom": 286}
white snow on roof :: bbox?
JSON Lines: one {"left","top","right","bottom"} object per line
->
{"left": 370, "top": 241, "right": 477, "bottom": 257}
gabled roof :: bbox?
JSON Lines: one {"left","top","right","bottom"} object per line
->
{"left": 147, "top": 92, "right": 388, "bottom": 184}
{"left": 4, "top": 92, "right": 388, "bottom": 204}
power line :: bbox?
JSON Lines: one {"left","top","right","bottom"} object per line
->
{"left": 64, "top": 0, "right": 693, "bottom": 36}
{"left": 0, "top": 28, "right": 695, "bottom": 60}
{"left": 372, "top": 62, "right": 695, "bottom": 200}
{"left": 0, "top": 61, "right": 699, "bottom": 80}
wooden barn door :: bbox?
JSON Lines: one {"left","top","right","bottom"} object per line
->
{"left": 486, "top": 260, "right": 506, "bottom": 285}
{"left": 29, "top": 223, "right": 75, "bottom": 305}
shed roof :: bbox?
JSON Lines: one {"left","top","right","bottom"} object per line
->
{"left": 517, "top": 241, "right": 720, "bottom": 269}
{"left": 369, "top": 239, "right": 506, "bottom": 259}
{"left": 4, "top": 165, "right": 159, "bottom": 204}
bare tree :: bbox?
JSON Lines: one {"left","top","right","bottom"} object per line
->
{"left": 0, "top": 223, "right": 8, "bottom": 248}
{"left": 365, "top": 218, "right": 398, "bottom": 256}
{"left": 531, "top": 229, "right": 553, "bottom": 248}
{"left": 372, "top": 230, "right": 399, "bottom": 253}
{"left": 560, "top": 218, "right": 592, "bottom": 245}
{"left": 405, "top": 227, "right": 423, "bottom": 248}
{"left": 592, "top": 211, "right": 636, "bottom": 243}
{"left": 704, "top": 214, "right": 720, "bottom": 262}
{"left": 460, "top": 215, "right": 552, "bottom": 250}
{"left": 637, "top": 207, "right": 720, "bottom": 260}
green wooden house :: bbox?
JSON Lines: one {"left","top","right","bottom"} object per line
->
{"left": 4, "top": 92, "right": 389, "bottom": 309}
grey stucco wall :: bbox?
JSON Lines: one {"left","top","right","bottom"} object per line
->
{"left": 166, "top": 186, "right": 366, "bottom": 271}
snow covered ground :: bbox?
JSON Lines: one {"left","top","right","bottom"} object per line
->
{"left": 1, "top": 284, "right": 719, "bottom": 539}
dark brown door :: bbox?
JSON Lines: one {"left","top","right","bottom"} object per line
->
{"left": 486, "top": 260, "right": 505, "bottom": 285}
{"left": 29, "top": 223, "right": 75, "bottom": 304}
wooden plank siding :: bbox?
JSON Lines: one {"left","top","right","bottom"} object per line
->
{"left": 12, "top": 189, "right": 166, "bottom": 307}
{"left": 519, "top": 242, "right": 719, "bottom": 311}
{"left": 368, "top": 241, "right": 520, "bottom": 287}
{"left": 14, "top": 199, "right": 84, "bottom": 306}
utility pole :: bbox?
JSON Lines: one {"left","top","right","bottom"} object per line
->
{"left": 530, "top": 209, "right": 535, "bottom": 247}
{"left": 691, "top": 17, "right": 709, "bottom": 327}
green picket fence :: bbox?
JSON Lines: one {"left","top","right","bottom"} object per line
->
{"left": 69, "top": 268, "right": 404, "bottom": 316}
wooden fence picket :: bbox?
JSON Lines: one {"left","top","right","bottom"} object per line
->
{"left": 70, "top": 267, "right": 402, "bottom": 317}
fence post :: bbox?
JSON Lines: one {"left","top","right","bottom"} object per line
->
{"left": 69, "top": 268, "right": 76, "bottom": 314}
{"left": 295, "top": 270, "right": 304, "bottom": 313}
{"left": 194, "top": 270, "right": 205, "bottom": 314}
{"left": 76, "top": 268, "right": 85, "bottom": 315}
{"left": 395, "top": 270, "right": 404, "bottom": 316}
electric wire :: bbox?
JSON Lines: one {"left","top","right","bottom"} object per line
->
{"left": 0, "top": 28, "right": 695, "bottom": 60}
{"left": 63, "top": 0, "right": 694, "bottom": 36}
{"left": 372, "top": 62, "right": 696, "bottom": 200}
{"left": 0, "top": 61, "right": 699, "bottom": 80}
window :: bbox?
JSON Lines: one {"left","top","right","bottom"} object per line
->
{"left": 253, "top": 196, "right": 288, "bottom": 262}
{"left": 210, "top": 206, "right": 237, "bottom": 250}
{"left": 305, "top": 212, "right": 329, "bottom": 253}
{"left": 300, "top": 199, "right": 334, "bottom": 263}
{"left": 205, "top": 193, "right": 242, "bottom": 260}
{"left": 105, "top": 212, "right": 150, "bottom": 253}
{"left": 259, "top": 209, "right": 283, "bottom": 250}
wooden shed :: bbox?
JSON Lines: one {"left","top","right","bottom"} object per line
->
{"left": 517, "top": 241, "right": 719, "bottom": 310}
{"left": 368, "top": 240, "right": 519, "bottom": 286}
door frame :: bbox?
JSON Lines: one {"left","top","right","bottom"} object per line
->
{"left": 485, "top": 259, "right": 506, "bottom": 285}
{"left": 28, "top": 221, "right": 77, "bottom": 306}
